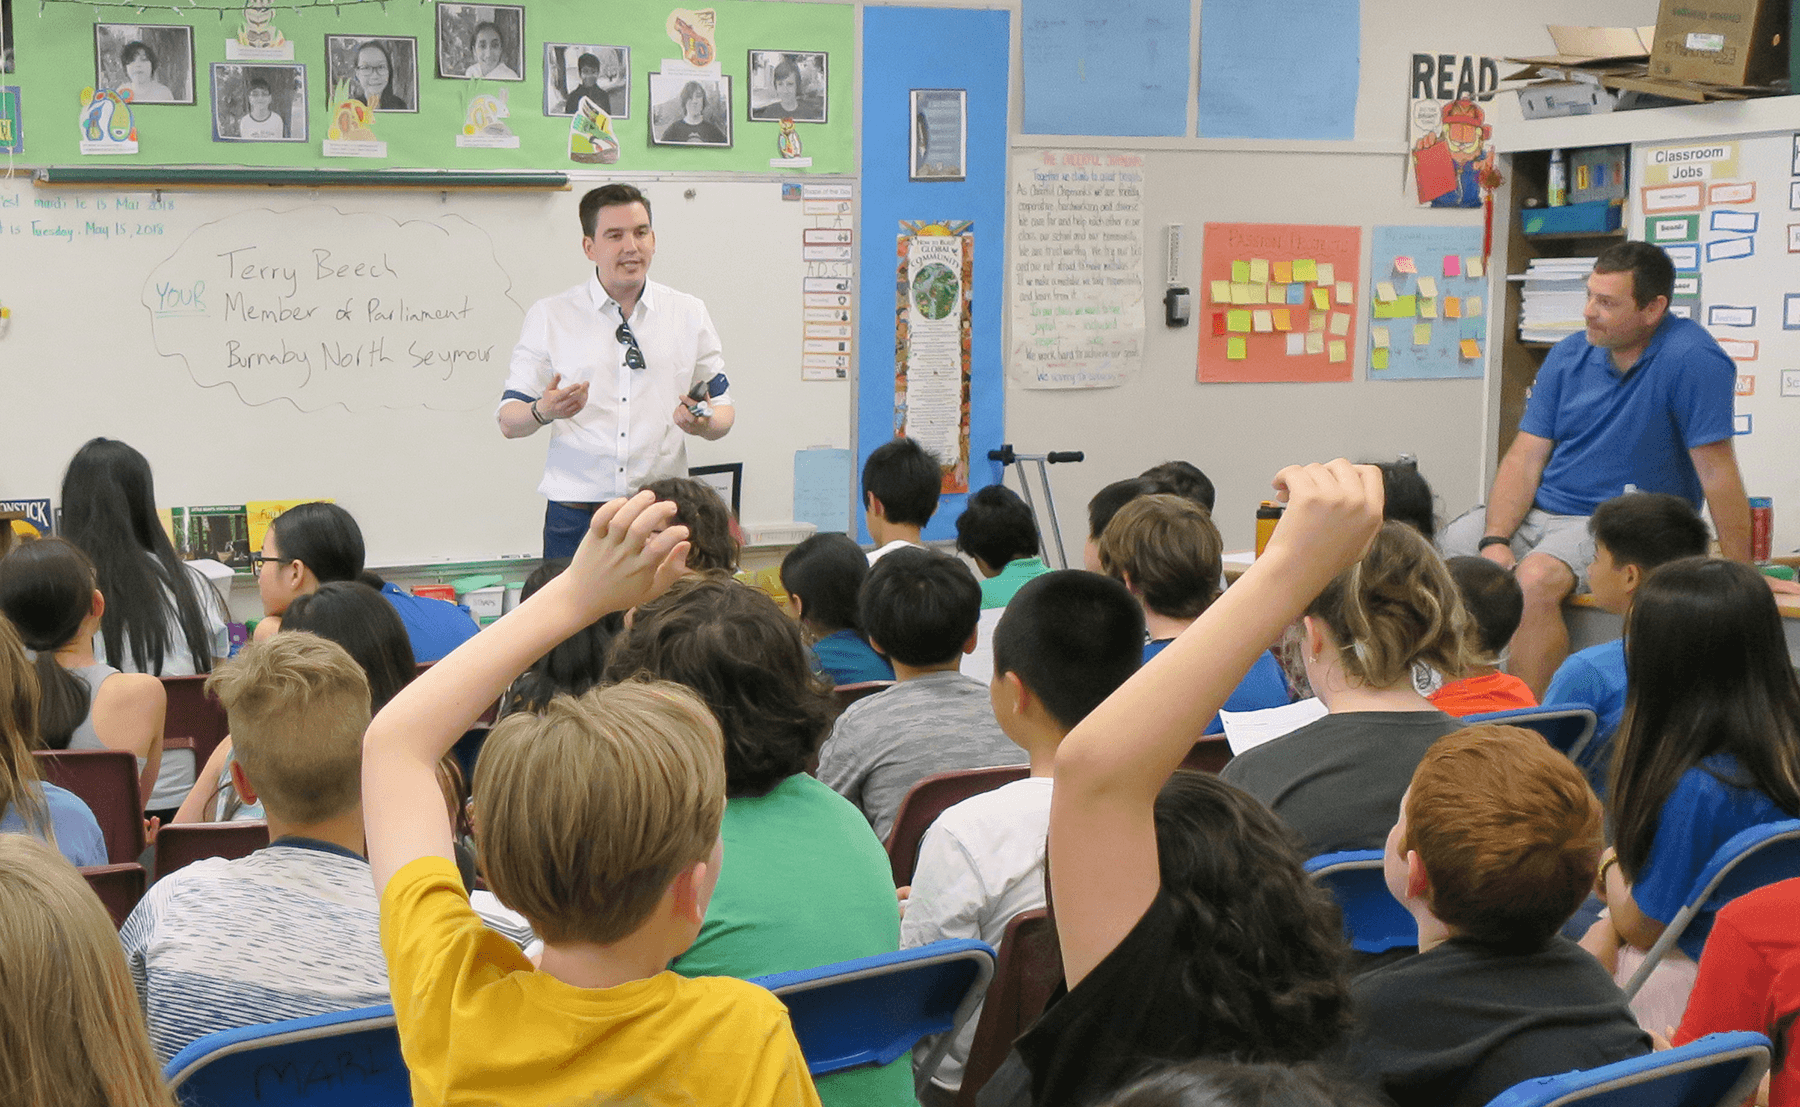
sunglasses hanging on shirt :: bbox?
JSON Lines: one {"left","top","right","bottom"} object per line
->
{"left": 615, "top": 321, "right": 646, "bottom": 371}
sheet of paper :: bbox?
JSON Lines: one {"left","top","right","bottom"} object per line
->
{"left": 1417, "top": 276, "right": 1438, "bottom": 298}
{"left": 1465, "top": 295, "right": 1483, "bottom": 318}
{"left": 1466, "top": 256, "right": 1484, "bottom": 278}
{"left": 1312, "top": 288, "right": 1330, "bottom": 310}
{"left": 1023, "top": 0, "right": 1189, "bottom": 136}
{"left": 1249, "top": 258, "right": 1269, "bottom": 283}
{"left": 1227, "top": 309, "right": 1252, "bottom": 332}
{"left": 1272, "top": 260, "right": 1293, "bottom": 284}
{"left": 1328, "top": 312, "right": 1350, "bottom": 336}
{"left": 1272, "top": 308, "right": 1292, "bottom": 331}
{"left": 1394, "top": 256, "right": 1417, "bottom": 274}
{"left": 1373, "top": 326, "right": 1390, "bottom": 348}
{"left": 1371, "top": 347, "right": 1390, "bottom": 369}
{"left": 1231, "top": 260, "right": 1250, "bottom": 283}
{"left": 1197, "top": 0, "right": 1358, "bottom": 141}
{"left": 1305, "top": 332, "right": 1324, "bottom": 354}
{"left": 1419, "top": 297, "right": 1437, "bottom": 319}
{"left": 1285, "top": 332, "right": 1304, "bottom": 355}
{"left": 1460, "top": 338, "right": 1481, "bottom": 358}
{"left": 1444, "top": 296, "right": 1461, "bottom": 319}
{"left": 1293, "top": 258, "right": 1318, "bottom": 282}
{"left": 1413, "top": 322, "right": 1432, "bottom": 345}
{"left": 1328, "top": 339, "right": 1346, "bottom": 362}
{"left": 1376, "top": 281, "right": 1398, "bottom": 302}
{"left": 793, "top": 447, "right": 853, "bottom": 533}
{"left": 1335, "top": 281, "right": 1353, "bottom": 305}
{"left": 1227, "top": 336, "right": 1247, "bottom": 359}
{"left": 1443, "top": 254, "right": 1461, "bottom": 277}
{"left": 1219, "top": 697, "right": 1329, "bottom": 755}
{"left": 1210, "top": 279, "right": 1231, "bottom": 303}
{"left": 1252, "top": 309, "right": 1274, "bottom": 332}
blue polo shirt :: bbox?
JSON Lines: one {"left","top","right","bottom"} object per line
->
{"left": 380, "top": 582, "right": 479, "bottom": 664}
{"left": 1521, "top": 314, "right": 1734, "bottom": 517}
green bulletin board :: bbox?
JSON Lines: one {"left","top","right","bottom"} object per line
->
{"left": 6, "top": 0, "right": 854, "bottom": 173}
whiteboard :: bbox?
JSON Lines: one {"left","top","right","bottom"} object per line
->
{"left": 0, "top": 176, "right": 852, "bottom": 564}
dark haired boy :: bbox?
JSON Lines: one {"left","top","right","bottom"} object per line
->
{"left": 1141, "top": 459, "right": 1215, "bottom": 513}
{"left": 863, "top": 437, "right": 942, "bottom": 563}
{"left": 902, "top": 570, "right": 1143, "bottom": 1099}
{"left": 1541, "top": 492, "right": 1708, "bottom": 790}
{"left": 1347, "top": 726, "right": 1649, "bottom": 1107}
{"left": 1429, "top": 557, "right": 1535, "bottom": 716}
{"left": 817, "top": 548, "right": 1022, "bottom": 840}
{"left": 955, "top": 484, "right": 1047, "bottom": 609}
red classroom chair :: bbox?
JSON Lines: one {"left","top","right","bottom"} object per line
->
{"left": 886, "top": 765, "right": 1031, "bottom": 887}
{"left": 161, "top": 675, "right": 232, "bottom": 778}
{"left": 154, "top": 820, "right": 270, "bottom": 881}
{"left": 957, "top": 909, "right": 1062, "bottom": 1107}
{"left": 34, "top": 749, "right": 145, "bottom": 864}
{"left": 81, "top": 862, "right": 148, "bottom": 928}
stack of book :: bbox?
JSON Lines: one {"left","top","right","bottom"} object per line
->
{"left": 1510, "top": 257, "right": 1594, "bottom": 345}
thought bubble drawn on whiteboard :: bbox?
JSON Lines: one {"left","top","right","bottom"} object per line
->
{"left": 143, "top": 207, "right": 521, "bottom": 413}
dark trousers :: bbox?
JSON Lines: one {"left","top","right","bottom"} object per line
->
{"left": 543, "top": 500, "right": 598, "bottom": 560}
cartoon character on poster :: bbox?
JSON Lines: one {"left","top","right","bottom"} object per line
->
{"left": 462, "top": 88, "right": 513, "bottom": 137}
{"left": 1412, "top": 98, "right": 1493, "bottom": 208}
{"left": 238, "top": 0, "right": 285, "bottom": 50}
{"left": 776, "top": 116, "right": 802, "bottom": 160}
{"left": 78, "top": 87, "right": 137, "bottom": 154}
{"left": 665, "top": 8, "right": 716, "bottom": 68}
{"left": 326, "top": 80, "right": 378, "bottom": 141}
{"left": 569, "top": 97, "right": 618, "bottom": 163}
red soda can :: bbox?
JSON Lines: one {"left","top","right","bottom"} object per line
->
{"left": 1750, "top": 497, "right": 1773, "bottom": 563}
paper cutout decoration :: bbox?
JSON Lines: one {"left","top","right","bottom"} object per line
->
{"left": 1443, "top": 254, "right": 1461, "bottom": 277}
{"left": 667, "top": 7, "right": 719, "bottom": 67}
{"left": 776, "top": 118, "right": 803, "bottom": 159}
{"left": 1394, "top": 256, "right": 1417, "bottom": 274}
{"left": 1460, "top": 338, "right": 1481, "bottom": 358}
{"left": 0, "top": 88, "right": 21, "bottom": 155}
{"left": 326, "top": 81, "right": 379, "bottom": 142}
{"left": 1328, "top": 340, "right": 1346, "bottom": 363}
{"left": 1227, "top": 337, "right": 1247, "bottom": 359}
{"left": 1413, "top": 323, "right": 1431, "bottom": 345}
{"left": 1252, "top": 309, "right": 1273, "bottom": 332}
{"left": 458, "top": 88, "right": 520, "bottom": 148}
{"left": 79, "top": 88, "right": 138, "bottom": 155}
{"left": 1316, "top": 262, "right": 1335, "bottom": 286}
{"left": 1417, "top": 276, "right": 1438, "bottom": 298}
{"left": 228, "top": 0, "right": 293, "bottom": 59}
{"left": 1210, "top": 280, "right": 1230, "bottom": 303}
{"left": 570, "top": 97, "right": 620, "bottom": 163}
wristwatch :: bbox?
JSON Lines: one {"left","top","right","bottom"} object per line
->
{"left": 1478, "top": 535, "right": 1511, "bottom": 551}
{"left": 530, "top": 399, "right": 551, "bottom": 426}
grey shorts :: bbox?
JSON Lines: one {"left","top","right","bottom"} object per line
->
{"left": 1439, "top": 505, "right": 1596, "bottom": 590}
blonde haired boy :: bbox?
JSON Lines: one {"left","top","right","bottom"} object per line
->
{"left": 363, "top": 492, "right": 819, "bottom": 1105}
{"left": 123, "top": 632, "right": 390, "bottom": 1062}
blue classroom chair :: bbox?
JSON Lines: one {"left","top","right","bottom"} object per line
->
{"left": 1484, "top": 1030, "right": 1769, "bottom": 1107}
{"left": 1304, "top": 850, "right": 1416, "bottom": 954}
{"left": 752, "top": 938, "right": 996, "bottom": 1101}
{"left": 1463, "top": 706, "right": 1598, "bottom": 766}
{"left": 1624, "top": 819, "right": 1800, "bottom": 1000}
{"left": 163, "top": 1004, "right": 408, "bottom": 1107}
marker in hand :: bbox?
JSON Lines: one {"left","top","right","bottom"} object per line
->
{"left": 684, "top": 373, "right": 729, "bottom": 419}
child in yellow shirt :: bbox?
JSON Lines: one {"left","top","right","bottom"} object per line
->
{"left": 362, "top": 491, "right": 820, "bottom": 1106}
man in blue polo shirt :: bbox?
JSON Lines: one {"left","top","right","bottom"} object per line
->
{"left": 1442, "top": 241, "right": 1752, "bottom": 697}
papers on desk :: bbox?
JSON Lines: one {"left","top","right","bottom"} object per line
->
{"left": 1510, "top": 257, "right": 1594, "bottom": 345}
{"left": 1219, "top": 697, "right": 1328, "bottom": 756}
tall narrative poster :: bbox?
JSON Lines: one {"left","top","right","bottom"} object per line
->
{"left": 896, "top": 222, "right": 972, "bottom": 492}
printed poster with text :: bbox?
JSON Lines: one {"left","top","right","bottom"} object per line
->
{"left": 896, "top": 223, "right": 972, "bottom": 493}
{"left": 1008, "top": 149, "right": 1146, "bottom": 388}
{"left": 1407, "top": 53, "right": 1500, "bottom": 208}
{"left": 1366, "top": 225, "right": 1488, "bottom": 380}
{"left": 1198, "top": 223, "right": 1360, "bottom": 384}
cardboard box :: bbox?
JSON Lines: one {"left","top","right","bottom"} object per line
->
{"left": 1506, "top": 25, "right": 1656, "bottom": 76}
{"left": 1650, "top": 0, "right": 1790, "bottom": 87}
{"left": 1517, "top": 81, "right": 1617, "bottom": 118}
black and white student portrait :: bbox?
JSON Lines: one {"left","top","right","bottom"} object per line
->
{"left": 94, "top": 24, "right": 195, "bottom": 104}
{"left": 436, "top": 3, "right": 524, "bottom": 81}
{"left": 1, "top": 0, "right": 14, "bottom": 74}
{"left": 648, "top": 72, "right": 731, "bottom": 147}
{"left": 326, "top": 35, "right": 419, "bottom": 112}
{"left": 211, "top": 63, "right": 306, "bottom": 141}
{"left": 544, "top": 43, "right": 628, "bottom": 117}
{"left": 746, "top": 50, "right": 826, "bottom": 123}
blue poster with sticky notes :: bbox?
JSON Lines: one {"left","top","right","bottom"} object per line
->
{"left": 1367, "top": 225, "right": 1487, "bottom": 381}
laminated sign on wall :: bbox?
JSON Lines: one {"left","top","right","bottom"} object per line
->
{"left": 1407, "top": 52, "right": 1501, "bottom": 208}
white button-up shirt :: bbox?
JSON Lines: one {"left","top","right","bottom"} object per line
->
{"left": 500, "top": 274, "right": 730, "bottom": 502}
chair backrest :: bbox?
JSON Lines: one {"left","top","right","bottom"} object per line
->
{"left": 886, "top": 765, "right": 1032, "bottom": 886}
{"left": 164, "top": 1004, "right": 409, "bottom": 1107}
{"left": 160, "top": 675, "right": 232, "bottom": 776}
{"left": 1462, "top": 706, "right": 1598, "bottom": 765}
{"left": 751, "top": 938, "right": 995, "bottom": 1100}
{"left": 155, "top": 821, "right": 271, "bottom": 882}
{"left": 1182, "top": 736, "right": 1233, "bottom": 774}
{"left": 1484, "top": 1030, "right": 1769, "bottom": 1107}
{"left": 1625, "top": 819, "right": 1800, "bottom": 999}
{"left": 81, "top": 863, "right": 148, "bottom": 929}
{"left": 33, "top": 749, "right": 145, "bottom": 863}
{"left": 957, "top": 910, "right": 1062, "bottom": 1107}
{"left": 1304, "top": 850, "right": 1417, "bottom": 954}
{"left": 832, "top": 679, "right": 894, "bottom": 714}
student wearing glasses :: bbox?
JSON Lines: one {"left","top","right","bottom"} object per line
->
{"left": 497, "top": 184, "right": 736, "bottom": 559}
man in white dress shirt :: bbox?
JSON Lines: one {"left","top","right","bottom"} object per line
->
{"left": 498, "top": 184, "right": 736, "bottom": 558}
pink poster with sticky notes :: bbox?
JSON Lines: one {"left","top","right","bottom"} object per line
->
{"left": 1198, "top": 222, "right": 1361, "bottom": 383}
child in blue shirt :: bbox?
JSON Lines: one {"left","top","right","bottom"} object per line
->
{"left": 779, "top": 533, "right": 893, "bottom": 685}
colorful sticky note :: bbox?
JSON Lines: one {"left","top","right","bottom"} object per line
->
{"left": 1444, "top": 296, "right": 1462, "bottom": 319}
{"left": 1371, "top": 347, "right": 1390, "bottom": 370}
{"left": 1210, "top": 280, "right": 1231, "bottom": 304}
{"left": 1248, "top": 283, "right": 1268, "bottom": 305}
{"left": 1309, "top": 311, "right": 1328, "bottom": 333}
{"left": 1394, "top": 256, "right": 1417, "bottom": 274}
{"left": 1231, "top": 260, "right": 1250, "bottom": 283}
{"left": 1329, "top": 312, "right": 1350, "bottom": 336}
{"left": 1328, "top": 340, "right": 1346, "bottom": 363}
{"left": 1316, "top": 262, "right": 1335, "bottom": 286}
{"left": 1413, "top": 322, "right": 1432, "bottom": 345}
{"left": 1312, "top": 288, "right": 1330, "bottom": 310}
{"left": 1466, "top": 256, "right": 1485, "bottom": 278}
{"left": 1286, "top": 283, "right": 1305, "bottom": 305}
{"left": 1249, "top": 258, "right": 1270, "bottom": 283}
{"left": 1376, "top": 281, "right": 1398, "bottom": 302}
{"left": 1373, "top": 300, "right": 1395, "bottom": 319}
{"left": 1272, "top": 260, "right": 1293, "bottom": 284}
{"left": 1286, "top": 333, "right": 1305, "bottom": 355}
{"left": 1273, "top": 308, "right": 1293, "bottom": 331}
{"left": 1466, "top": 296, "right": 1483, "bottom": 318}
{"left": 1305, "top": 332, "right": 1325, "bottom": 355}
{"left": 1417, "top": 276, "right": 1438, "bottom": 298}
{"left": 1231, "top": 283, "right": 1255, "bottom": 305}
{"left": 1227, "top": 309, "right": 1252, "bottom": 332}
{"left": 1211, "top": 312, "right": 1227, "bottom": 336}
{"left": 1460, "top": 338, "right": 1482, "bottom": 359}
{"left": 1419, "top": 298, "right": 1437, "bottom": 319}
{"left": 1227, "top": 336, "right": 1247, "bottom": 360}
{"left": 1335, "top": 281, "right": 1353, "bottom": 305}
{"left": 1443, "top": 254, "right": 1462, "bottom": 277}
{"left": 1393, "top": 295, "right": 1417, "bottom": 318}
{"left": 1252, "top": 309, "right": 1274, "bottom": 333}
{"left": 1372, "top": 326, "right": 1390, "bottom": 348}
{"left": 1293, "top": 259, "right": 1318, "bottom": 282}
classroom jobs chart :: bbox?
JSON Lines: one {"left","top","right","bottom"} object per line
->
{"left": 1198, "top": 223, "right": 1360, "bottom": 384}
{"left": 1366, "top": 225, "right": 1487, "bottom": 381}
